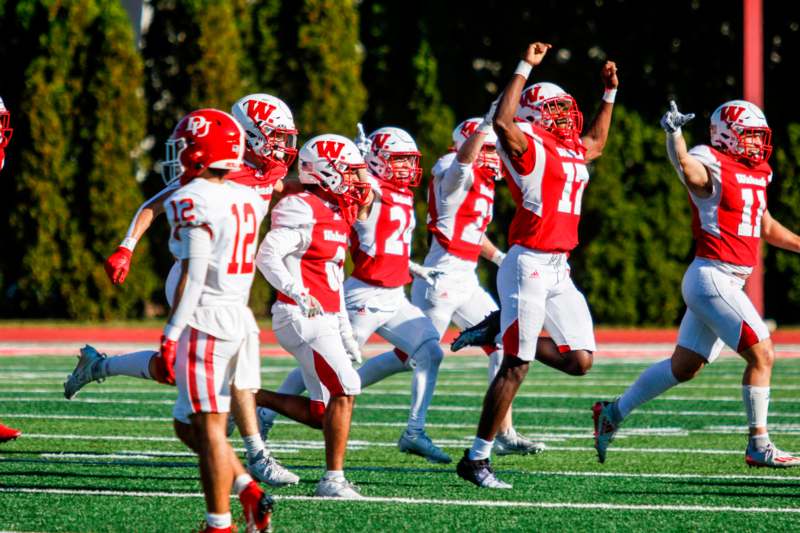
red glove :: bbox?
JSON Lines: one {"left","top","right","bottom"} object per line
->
{"left": 158, "top": 335, "right": 177, "bottom": 385}
{"left": 104, "top": 246, "right": 133, "bottom": 285}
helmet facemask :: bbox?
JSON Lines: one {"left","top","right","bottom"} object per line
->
{"left": 477, "top": 145, "right": 502, "bottom": 180}
{"left": 373, "top": 150, "right": 422, "bottom": 187}
{"left": 729, "top": 125, "right": 772, "bottom": 166}
{"left": 247, "top": 122, "right": 298, "bottom": 169}
{"left": 162, "top": 137, "right": 188, "bottom": 185}
{"left": 0, "top": 110, "right": 12, "bottom": 149}
{"left": 536, "top": 95, "right": 583, "bottom": 139}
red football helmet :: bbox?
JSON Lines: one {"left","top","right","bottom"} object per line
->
{"left": 162, "top": 109, "right": 245, "bottom": 185}
{"left": 0, "top": 98, "right": 13, "bottom": 171}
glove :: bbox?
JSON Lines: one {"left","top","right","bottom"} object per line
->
{"left": 341, "top": 328, "right": 362, "bottom": 365}
{"left": 483, "top": 95, "right": 501, "bottom": 126}
{"left": 409, "top": 262, "right": 444, "bottom": 287}
{"left": 158, "top": 335, "right": 177, "bottom": 385}
{"left": 660, "top": 100, "right": 695, "bottom": 134}
{"left": 354, "top": 122, "right": 371, "bottom": 157}
{"left": 104, "top": 246, "right": 133, "bottom": 285}
{"left": 293, "top": 290, "right": 324, "bottom": 318}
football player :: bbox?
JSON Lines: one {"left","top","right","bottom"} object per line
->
{"left": 159, "top": 108, "right": 272, "bottom": 533}
{"left": 63, "top": 93, "right": 299, "bottom": 486}
{"left": 593, "top": 99, "right": 800, "bottom": 468}
{"left": 455, "top": 42, "right": 619, "bottom": 488}
{"left": 410, "top": 116, "right": 544, "bottom": 456}
{"left": 254, "top": 134, "right": 370, "bottom": 498}
{"left": 0, "top": 97, "right": 21, "bottom": 444}
{"left": 257, "top": 127, "right": 452, "bottom": 464}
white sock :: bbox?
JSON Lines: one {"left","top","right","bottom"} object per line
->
{"left": 616, "top": 358, "right": 679, "bottom": 420}
{"left": 487, "top": 350, "right": 503, "bottom": 384}
{"left": 323, "top": 469, "right": 344, "bottom": 481}
{"left": 750, "top": 432, "right": 770, "bottom": 451}
{"left": 258, "top": 367, "right": 307, "bottom": 426}
{"left": 742, "top": 385, "right": 770, "bottom": 429}
{"left": 233, "top": 473, "right": 253, "bottom": 495}
{"left": 242, "top": 434, "right": 266, "bottom": 461}
{"left": 357, "top": 350, "right": 408, "bottom": 388}
{"left": 468, "top": 437, "right": 494, "bottom": 460}
{"left": 205, "top": 512, "right": 231, "bottom": 529}
{"left": 406, "top": 341, "right": 444, "bottom": 433}
{"left": 103, "top": 350, "right": 156, "bottom": 379}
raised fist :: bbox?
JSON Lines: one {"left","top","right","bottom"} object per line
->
{"left": 601, "top": 61, "right": 619, "bottom": 89}
{"left": 522, "top": 42, "right": 552, "bottom": 67}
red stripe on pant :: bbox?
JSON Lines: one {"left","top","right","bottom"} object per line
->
{"left": 204, "top": 334, "right": 217, "bottom": 412}
{"left": 313, "top": 350, "right": 345, "bottom": 397}
{"left": 738, "top": 321, "right": 760, "bottom": 353}
{"left": 502, "top": 320, "right": 520, "bottom": 357}
{"left": 188, "top": 328, "right": 202, "bottom": 413}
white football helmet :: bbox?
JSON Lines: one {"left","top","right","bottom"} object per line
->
{"left": 516, "top": 82, "right": 583, "bottom": 138}
{"left": 365, "top": 126, "right": 422, "bottom": 187}
{"left": 298, "top": 134, "right": 369, "bottom": 205}
{"left": 452, "top": 118, "right": 501, "bottom": 179}
{"left": 231, "top": 93, "right": 298, "bottom": 168}
{"left": 710, "top": 100, "right": 772, "bottom": 165}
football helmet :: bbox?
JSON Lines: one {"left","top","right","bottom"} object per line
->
{"left": 452, "top": 118, "right": 501, "bottom": 179}
{"left": 0, "top": 97, "right": 12, "bottom": 172}
{"left": 298, "top": 134, "right": 370, "bottom": 206}
{"left": 365, "top": 127, "right": 423, "bottom": 187}
{"left": 162, "top": 109, "right": 245, "bottom": 186}
{"left": 231, "top": 93, "right": 298, "bottom": 169}
{"left": 710, "top": 100, "right": 772, "bottom": 165}
{"left": 516, "top": 82, "right": 583, "bottom": 139}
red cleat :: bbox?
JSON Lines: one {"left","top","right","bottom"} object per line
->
{"left": 238, "top": 481, "right": 274, "bottom": 533}
{"left": 0, "top": 423, "right": 21, "bottom": 443}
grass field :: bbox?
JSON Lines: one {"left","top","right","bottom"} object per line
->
{"left": 1, "top": 351, "right": 800, "bottom": 532}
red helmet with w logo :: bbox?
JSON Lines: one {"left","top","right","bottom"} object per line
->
{"left": 298, "top": 134, "right": 369, "bottom": 205}
{"left": 710, "top": 100, "right": 772, "bottom": 165}
{"left": 162, "top": 109, "right": 245, "bottom": 185}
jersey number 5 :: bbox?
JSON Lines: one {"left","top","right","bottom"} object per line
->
{"left": 228, "top": 203, "right": 258, "bottom": 274}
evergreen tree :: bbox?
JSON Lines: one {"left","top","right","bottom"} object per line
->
{"left": 3, "top": 0, "right": 155, "bottom": 318}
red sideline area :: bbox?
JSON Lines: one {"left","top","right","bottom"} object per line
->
{"left": 2, "top": 325, "right": 800, "bottom": 345}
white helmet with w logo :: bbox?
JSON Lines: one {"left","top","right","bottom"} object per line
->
{"left": 365, "top": 126, "right": 422, "bottom": 187}
{"left": 298, "top": 134, "right": 368, "bottom": 202}
{"left": 231, "top": 93, "right": 298, "bottom": 168}
{"left": 710, "top": 100, "right": 772, "bottom": 164}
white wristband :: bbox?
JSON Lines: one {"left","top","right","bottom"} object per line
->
{"left": 120, "top": 237, "right": 138, "bottom": 252}
{"left": 163, "top": 323, "right": 182, "bottom": 342}
{"left": 602, "top": 88, "right": 617, "bottom": 104}
{"left": 476, "top": 121, "right": 493, "bottom": 135}
{"left": 514, "top": 60, "right": 533, "bottom": 79}
{"left": 491, "top": 250, "right": 506, "bottom": 266}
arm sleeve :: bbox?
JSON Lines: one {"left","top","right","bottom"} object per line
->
{"left": 440, "top": 162, "right": 474, "bottom": 197}
{"left": 163, "top": 227, "right": 212, "bottom": 340}
{"left": 664, "top": 133, "right": 687, "bottom": 186}
{"left": 255, "top": 227, "right": 308, "bottom": 298}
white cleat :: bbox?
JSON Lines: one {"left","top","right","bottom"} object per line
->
{"left": 314, "top": 477, "right": 363, "bottom": 498}
{"left": 746, "top": 442, "right": 800, "bottom": 468}
{"left": 248, "top": 450, "right": 300, "bottom": 487}
{"left": 398, "top": 430, "right": 452, "bottom": 464}
{"left": 494, "top": 428, "right": 546, "bottom": 456}
{"left": 64, "top": 345, "right": 106, "bottom": 400}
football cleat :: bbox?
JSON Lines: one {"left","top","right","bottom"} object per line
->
{"left": 0, "top": 423, "right": 21, "bottom": 443}
{"left": 746, "top": 442, "right": 800, "bottom": 468}
{"left": 398, "top": 430, "right": 452, "bottom": 464}
{"left": 197, "top": 525, "right": 235, "bottom": 533}
{"left": 593, "top": 400, "right": 619, "bottom": 464}
{"left": 64, "top": 345, "right": 106, "bottom": 400}
{"left": 451, "top": 311, "right": 500, "bottom": 352}
{"left": 314, "top": 477, "right": 363, "bottom": 498}
{"left": 257, "top": 407, "right": 274, "bottom": 442}
{"left": 247, "top": 450, "right": 300, "bottom": 487}
{"left": 238, "top": 480, "right": 274, "bottom": 533}
{"left": 456, "top": 449, "right": 512, "bottom": 489}
{"left": 493, "top": 428, "right": 546, "bottom": 456}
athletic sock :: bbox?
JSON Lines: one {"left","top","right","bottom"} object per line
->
{"left": 103, "top": 350, "right": 156, "bottom": 379}
{"left": 323, "top": 470, "right": 344, "bottom": 481}
{"left": 616, "top": 358, "right": 679, "bottom": 420}
{"left": 233, "top": 473, "right": 253, "bottom": 495}
{"left": 205, "top": 512, "right": 231, "bottom": 529}
{"left": 242, "top": 434, "right": 266, "bottom": 462}
{"left": 468, "top": 437, "right": 494, "bottom": 461}
{"left": 742, "top": 385, "right": 770, "bottom": 430}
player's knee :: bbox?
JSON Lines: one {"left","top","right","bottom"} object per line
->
{"left": 415, "top": 338, "right": 444, "bottom": 368}
{"left": 308, "top": 401, "right": 325, "bottom": 429}
{"left": 502, "top": 354, "right": 529, "bottom": 382}
{"left": 751, "top": 342, "right": 775, "bottom": 370}
{"left": 173, "top": 419, "right": 198, "bottom": 453}
{"left": 567, "top": 350, "right": 593, "bottom": 376}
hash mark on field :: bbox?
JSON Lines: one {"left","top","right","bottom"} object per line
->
{"left": 0, "top": 487, "right": 798, "bottom": 514}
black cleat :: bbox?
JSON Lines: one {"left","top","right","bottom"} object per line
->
{"left": 451, "top": 311, "right": 501, "bottom": 351}
{"left": 455, "top": 449, "right": 512, "bottom": 489}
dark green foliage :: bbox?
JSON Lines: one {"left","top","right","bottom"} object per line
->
{"left": 2, "top": 0, "right": 156, "bottom": 319}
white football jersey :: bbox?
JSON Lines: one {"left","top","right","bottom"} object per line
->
{"left": 166, "top": 179, "right": 267, "bottom": 308}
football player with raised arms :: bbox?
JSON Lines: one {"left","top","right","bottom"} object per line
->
{"left": 258, "top": 126, "right": 452, "bottom": 464}
{"left": 593, "top": 99, "right": 800, "bottom": 468}
{"left": 0, "top": 96, "right": 21, "bottom": 444}
{"left": 410, "top": 116, "right": 544, "bottom": 456}
{"left": 455, "top": 42, "right": 619, "bottom": 488}
{"left": 63, "top": 93, "right": 299, "bottom": 486}
{"left": 158, "top": 109, "right": 272, "bottom": 533}
{"left": 253, "top": 134, "right": 370, "bottom": 498}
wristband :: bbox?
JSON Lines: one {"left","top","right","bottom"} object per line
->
{"left": 514, "top": 60, "right": 533, "bottom": 79}
{"left": 163, "top": 324, "right": 182, "bottom": 342}
{"left": 476, "top": 121, "right": 493, "bottom": 135}
{"left": 491, "top": 250, "right": 506, "bottom": 266}
{"left": 602, "top": 88, "right": 617, "bottom": 104}
{"left": 120, "top": 237, "right": 138, "bottom": 252}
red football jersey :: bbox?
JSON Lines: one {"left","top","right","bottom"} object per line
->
{"left": 273, "top": 192, "right": 350, "bottom": 312}
{"left": 688, "top": 145, "right": 772, "bottom": 268}
{"left": 497, "top": 124, "right": 589, "bottom": 253}
{"left": 350, "top": 177, "right": 415, "bottom": 287}
{"left": 227, "top": 163, "right": 284, "bottom": 204}
{"left": 427, "top": 163, "right": 496, "bottom": 262}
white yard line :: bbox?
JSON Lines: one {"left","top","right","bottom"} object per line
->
{"left": 0, "top": 487, "right": 798, "bottom": 514}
